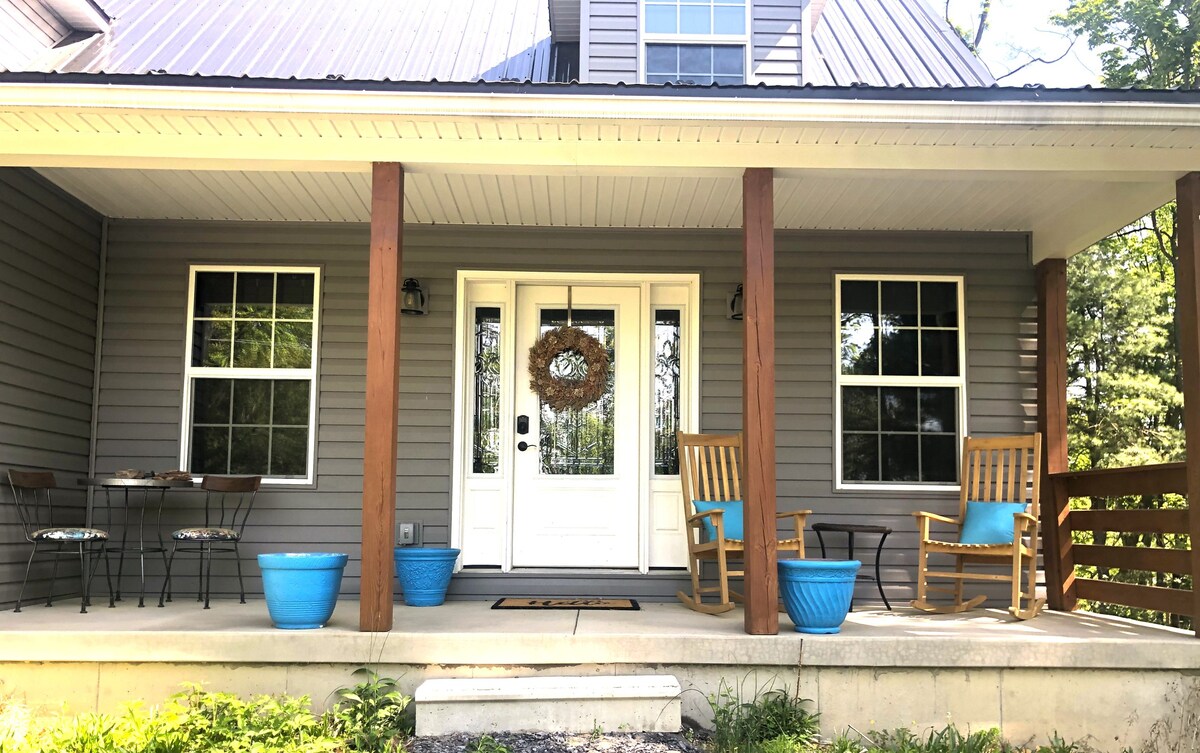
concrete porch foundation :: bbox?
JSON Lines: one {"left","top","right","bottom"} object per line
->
{"left": 0, "top": 600, "right": 1196, "bottom": 752}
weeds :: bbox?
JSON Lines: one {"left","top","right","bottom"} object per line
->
{"left": 707, "top": 677, "right": 820, "bottom": 753}
{"left": 467, "top": 734, "right": 510, "bottom": 753}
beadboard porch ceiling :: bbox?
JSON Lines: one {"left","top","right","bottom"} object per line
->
{"left": 34, "top": 165, "right": 1168, "bottom": 264}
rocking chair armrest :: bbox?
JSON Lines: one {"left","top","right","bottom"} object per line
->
{"left": 776, "top": 509, "right": 812, "bottom": 538}
{"left": 1013, "top": 512, "right": 1039, "bottom": 528}
{"left": 912, "top": 511, "right": 959, "bottom": 525}
{"left": 686, "top": 509, "right": 723, "bottom": 525}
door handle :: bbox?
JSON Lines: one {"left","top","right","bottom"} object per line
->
{"left": 517, "top": 441, "right": 539, "bottom": 452}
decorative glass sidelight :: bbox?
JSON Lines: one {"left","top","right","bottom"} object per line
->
{"left": 472, "top": 307, "right": 502, "bottom": 474}
{"left": 538, "top": 308, "right": 616, "bottom": 475}
{"left": 653, "top": 309, "right": 682, "bottom": 475}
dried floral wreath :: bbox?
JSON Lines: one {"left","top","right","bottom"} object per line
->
{"left": 527, "top": 326, "right": 610, "bottom": 411}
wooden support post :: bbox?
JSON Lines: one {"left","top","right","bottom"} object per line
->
{"left": 1036, "top": 258, "right": 1076, "bottom": 611}
{"left": 742, "top": 167, "right": 778, "bottom": 635}
{"left": 360, "top": 162, "right": 404, "bottom": 632}
{"left": 1174, "top": 172, "right": 1200, "bottom": 637}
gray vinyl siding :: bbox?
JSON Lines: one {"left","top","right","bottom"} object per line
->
{"left": 751, "top": 0, "right": 803, "bottom": 85}
{"left": 586, "top": 0, "right": 639, "bottom": 83}
{"left": 94, "top": 221, "right": 1033, "bottom": 604}
{"left": 0, "top": 168, "right": 102, "bottom": 607}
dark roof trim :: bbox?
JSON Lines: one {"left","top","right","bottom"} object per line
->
{"left": 3, "top": 70, "right": 1200, "bottom": 104}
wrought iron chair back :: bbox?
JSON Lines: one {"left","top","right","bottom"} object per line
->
{"left": 199, "top": 474, "right": 261, "bottom": 538}
{"left": 6, "top": 469, "right": 112, "bottom": 613}
{"left": 7, "top": 470, "right": 59, "bottom": 542}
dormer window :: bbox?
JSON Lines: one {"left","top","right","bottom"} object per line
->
{"left": 645, "top": 0, "right": 746, "bottom": 35}
{"left": 642, "top": 0, "right": 748, "bottom": 85}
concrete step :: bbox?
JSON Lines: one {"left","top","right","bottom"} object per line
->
{"left": 415, "top": 674, "right": 683, "bottom": 735}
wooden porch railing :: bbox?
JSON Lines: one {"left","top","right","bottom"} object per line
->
{"left": 1047, "top": 463, "right": 1195, "bottom": 632}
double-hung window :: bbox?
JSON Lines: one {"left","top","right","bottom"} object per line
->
{"left": 181, "top": 266, "right": 320, "bottom": 484}
{"left": 643, "top": 0, "right": 748, "bottom": 85}
{"left": 835, "top": 275, "right": 966, "bottom": 488}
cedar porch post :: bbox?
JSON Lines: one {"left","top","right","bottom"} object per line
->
{"left": 360, "top": 162, "right": 404, "bottom": 632}
{"left": 1035, "top": 258, "right": 1075, "bottom": 611}
{"left": 1173, "top": 172, "right": 1200, "bottom": 635}
{"left": 742, "top": 167, "right": 778, "bottom": 635}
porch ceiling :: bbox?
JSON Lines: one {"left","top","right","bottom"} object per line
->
{"left": 6, "top": 82, "right": 1200, "bottom": 259}
{"left": 35, "top": 166, "right": 1171, "bottom": 257}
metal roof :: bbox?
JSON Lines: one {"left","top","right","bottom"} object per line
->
{"left": 23, "top": 0, "right": 992, "bottom": 87}
{"left": 809, "top": 0, "right": 995, "bottom": 87}
{"left": 57, "top": 0, "right": 553, "bottom": 82}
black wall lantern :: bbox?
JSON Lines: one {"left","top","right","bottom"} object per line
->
{"left": 726, "top": 283, "right": 744, "bottom": 320}
{"left": 401, "top": 278, "right": 428, "bottom": 316}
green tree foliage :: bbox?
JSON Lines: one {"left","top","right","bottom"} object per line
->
{"left": 1055, "top": 0, "right": 1200, "bottom": 88}
{"left": 1052, "top": 1, "right": 1198, "bottom": 629}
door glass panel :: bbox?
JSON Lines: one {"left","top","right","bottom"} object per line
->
{"left": 653, "top": 309, "right": 681, "bottom": 475}
{"left": 538, "top": 308, "right": 616, "bottom": 475}
{"left": 473, "top": 307, "right": 502, "bottom": 474}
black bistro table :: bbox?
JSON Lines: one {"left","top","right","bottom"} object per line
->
{"left": 811, "top": 522, "right": 893, "bottom": 610}
{"left": 80, "top": 477, "right": 194, "bottom": 607}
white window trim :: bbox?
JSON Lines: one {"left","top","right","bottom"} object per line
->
{"left": 833, "top": 273, "right": 968, "bottom": 492}
{"left": 180, "top": 264, "right": 322, "bottom": 486}
{"left": 639, "top": 0, "right": 752, "bottom": 84}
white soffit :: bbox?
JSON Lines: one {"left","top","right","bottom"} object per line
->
{"left": 34, "top": 167, "right": 1172, "bottom": 255}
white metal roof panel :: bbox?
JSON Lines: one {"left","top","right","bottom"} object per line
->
{"left": 59, "top": 0, "right": 553, "bottom": 82}
{"left": 809, "top": 0, "right": 994, "bottom": 87}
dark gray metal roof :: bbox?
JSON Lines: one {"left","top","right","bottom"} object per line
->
{"left": 810, "top": 0, "right": 995, "bottom": 87}
{"left": 59, "top": 0, "right": 553, "bottom": 82}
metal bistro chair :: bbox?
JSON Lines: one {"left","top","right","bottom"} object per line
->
{"left": 8, "top": 470, "right": 113, "bottom": 613}
{"left": 159, "top": 475, "right": 260, "bottom": 609}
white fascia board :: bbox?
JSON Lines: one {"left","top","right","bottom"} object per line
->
{"left": 3, "top": 82, "right": 1200, "bottom": 129}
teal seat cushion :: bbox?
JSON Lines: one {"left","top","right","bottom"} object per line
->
{"left": 692, "top": 500, "right": 743, "bottom": 540}
{"left": 959, "top": 501, "right": 1027, "bottom": 545}
{"left": 33, "top": 527, "right": 108, "bottom": 542}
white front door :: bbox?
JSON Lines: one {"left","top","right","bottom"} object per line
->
{"left": 511, "top": 285, "right": 641, "bottom": 567}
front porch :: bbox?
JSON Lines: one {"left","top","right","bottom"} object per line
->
{"left": 0, "top": 599, "right": 1196, "bottom": 748}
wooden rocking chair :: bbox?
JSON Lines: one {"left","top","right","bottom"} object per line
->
{"left": 676, "top": 432, "right": 810, "bottom": 614}
{"left": 911, "top": 434, "right": 1045, "bottom": 620}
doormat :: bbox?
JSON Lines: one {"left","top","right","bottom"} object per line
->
{"left": 491, "top": 597, "right": 640, "bottom": 611}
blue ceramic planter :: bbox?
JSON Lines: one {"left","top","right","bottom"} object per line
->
{"left": 394, "top": 547, "right": 460, "bottom": 606}
{"left": 778, "top": 558, "right": 861, "bottom": 634}
{"left": 258, "top": 553, "right": 348, "bottom": 629}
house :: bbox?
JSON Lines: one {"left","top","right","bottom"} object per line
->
{"left": 1, "top": 0, "right": 1198, "bottom": 743}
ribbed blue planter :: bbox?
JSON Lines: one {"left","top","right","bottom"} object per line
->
{"left": 394, "top": 547, "right": 460, "bottom": 606}
{"left": 258, "top": 553, "right": 348, "bottom": 630}
{"left": 779, "top": 558, "right": 861, "bottom": 634}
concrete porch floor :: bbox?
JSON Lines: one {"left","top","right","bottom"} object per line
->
{"left": 1, "top": 600, "right": 1197, "bottom": 750}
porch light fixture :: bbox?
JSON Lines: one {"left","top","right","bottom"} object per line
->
{"left": 401, "top": 278, "right": 428, "bottom": 316}
{"left": 726, "top": 284, "right": 744, "bottom": 320}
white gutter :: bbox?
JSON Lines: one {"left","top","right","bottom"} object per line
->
{"left": 2, "top": 82, "right": 1200, "bottom": 129}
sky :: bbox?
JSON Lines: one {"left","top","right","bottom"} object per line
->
{"left": 944, "top": 0, "right": 1105, "bottom": 87}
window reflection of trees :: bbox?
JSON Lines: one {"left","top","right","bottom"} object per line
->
{"left": 654, "top": 310, "right": 681, "bottom": 475}
{"left": 472, "top": 309, "right": 502, "bottom": 474}
{"left": 538, "top": 310, "right": 616, "bottom": 475}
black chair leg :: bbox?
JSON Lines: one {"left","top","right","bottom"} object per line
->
{"left": 45, "top": 548, "right": 60, "bottom": 607}
{"left": 204, "top": 544, "right": 213, "bottom": 609}
{"left": 234, "top": 543, "right": 246, "bottom": 604}
{"left": 159, "top": 542, "right": 179, "bottom": 608}
{"left": 78, "top": 543, "right": 90, "bottom": 614}
{"left": 102, "top": 545, "right": 116, "bottom": 608}
{"left": 14, "top": 542, "right": 38, "bottom": 613}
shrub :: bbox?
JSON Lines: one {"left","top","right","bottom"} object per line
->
{"left": 324, "top": 668, "right": 413, "bottom": 753}
{"left": 3, "top": 687, "right": 343, "bottom": 753}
